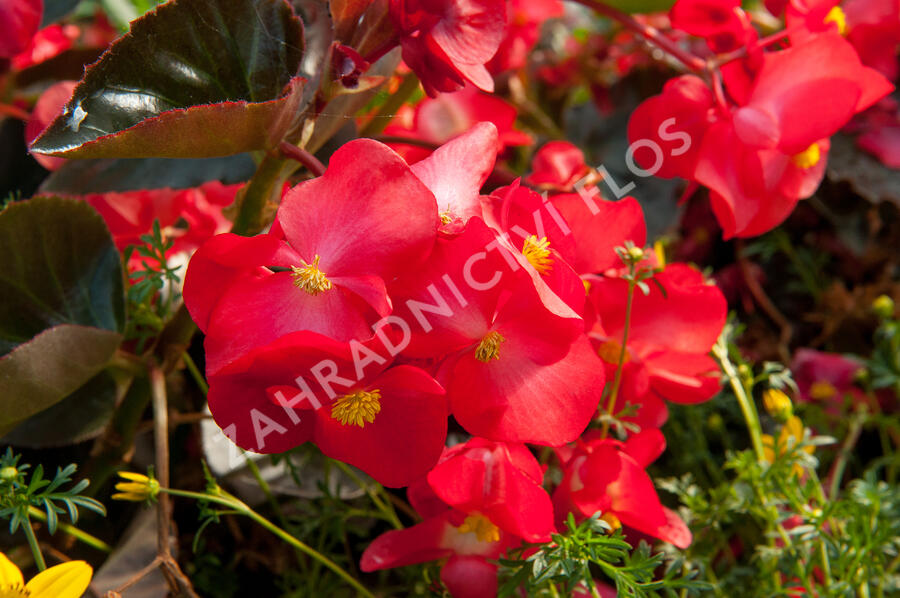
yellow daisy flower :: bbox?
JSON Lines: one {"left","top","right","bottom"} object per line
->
{"left": 0, "top": 551, "right": 92, "bottom": 598}
{"left": 111, "top": 471, "right": 160, "bottom": 502}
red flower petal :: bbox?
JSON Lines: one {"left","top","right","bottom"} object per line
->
{"left": 313, "top": 365, "right": 447, "bottom": 487}
{"left": 277, "top": 138, "right": 438, "bottom": 280}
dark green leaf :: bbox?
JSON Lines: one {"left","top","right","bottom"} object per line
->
{"left": 0, "top": 197, "right": 124, "bottom": 356}
{"left": 1, "top": 371, "right": 120, "bottom": 447}
{"left": 40, "top": 155, "right": 256, "bottom": 194}
{"left": 31, "top": 0, "right": 306, "bottom": 159}
{"left": 0, "top": 324, "right": 122, "bottom": 434}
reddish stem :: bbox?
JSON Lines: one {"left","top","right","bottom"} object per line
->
{"left": 572, "top": 0, "right": 706, "bottom": 72}
{"left": 279, "top": 141, "right": 327, "bottom": 177}
{"left": 0, "top": 103, "right": 30, "bottom": 121}
{"left": 712, "top": 23, "right": 805, "bottom": 68}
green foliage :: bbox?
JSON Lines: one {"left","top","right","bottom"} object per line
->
{"left": 867, "top": 306, "right": 900, "bottom": 395}
{"left": 498, "top": 513, "right": 709, "bottom": 597}
{"left": 30, "top": 0, "right": 307, "bottom": 159}
{"left": 0, "top": 448, "right": 106, "bottom": 536}
{"left": 124, "top": 220, "right": 183, "bottom": 349}
{"left": 0, "top": 197, "right": 124, "bottom": 436}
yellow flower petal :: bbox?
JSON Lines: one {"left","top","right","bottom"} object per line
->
{"left": 117, "top": 471, "right": 149, "bottom": 483}
{"left": 0, "top": 552, "right": 24, "bottom": 588}
{"left": 25, "top": 561, "right": 92, "bottom": 598}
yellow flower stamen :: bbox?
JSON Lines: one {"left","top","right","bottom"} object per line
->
{"left": 600, "top": 512, "right": 622, "bottom": 531}
{"left": 457, "top": 513, "right": 500, "bottom": 543}
{"left": 522, "top": 235, "right": 553, "bottom": 274}
{"left": 331, "top": 389, "right": 382, "bottom": 427}
{"left": 475, "top": 331, "right": 505, "bottom": 362}
{"left": 809, "top": 380, "right": 837, "bottom": 401}
{"left": 791, "top": 143, "right": 821, "bottom": 169}
{"left": 111, "top": 471, "right": 160, "bottom": 502}
{"left": 439, "top": 210, "right": 453, "bottom": 225}
{"left": 653, "top": 240, "right": 667, "bottom": 267}
{"left": 596, "top": 340, "right": 628, "bottom": 365}
{"left": 824, "top": 6, "right": 847, "bottom": 35}
{"left": 290, "top": 255, "right": 332, "bottom": 295}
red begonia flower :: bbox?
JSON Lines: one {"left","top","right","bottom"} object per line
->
{"left": 844, "top": 0, "right": 900, "bottom": 80}
{"left": 526, "top": 141, "right": 592, "bottom": 191}
{"left": 626, "top": 74, "right": 714, "bottom": 181}
{"left": 183, "top": 139, "right": 439, "bottom": 374}
{"left": 426, "top": 438, "right": 554, "bottom": 541}
{"left": 669, "top": 0, "right": 757, "bottom": 52}
{"left": 0, "top": 0, "right": 42, "bottom": 58}
{"left": 481, "top": 183, "right": 587, "bottom": 316}
{"left": 629, "top": 33, "right": 893, "bottom": 238}
{"left": 589, "top": 263, "right": 726, "bottom": 407}
{"left": 384, "top": 86, "right": 531, "bottom": 163}
{"left": 791, "top": 348, "right": 866, "bottom": 409}
{"left": 855, "top": 101, "right": 900, "bottom": 168}
{"left": 389, "top": 0, "right": 506, "bottom": 96}
{"left": 207, "top": 331, "right": 447, "bottom": 487}
{"left": 361, "top": 508, "right": 516, "bottom": 598}
{"left": 486, "top": 0, "right": 564, "bottom": 73}
{"left": 441, "top": 556, "right": 499, "bottom": 598}
{"left": 553, "top": 429, "right": 692, "bottom": 548}
{"left": 484, "top": 182, "right": 645, "bottom": 277}
{"left": 410, "top": 121, "right": 500, "bottom": 233}
{"left": 732, "top": 34, "right": 892, "bottom": 155}
{"left": 389, "top": 218, "right": 603, "bottom": 445}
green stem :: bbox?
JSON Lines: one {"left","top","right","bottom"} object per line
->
{"left": 600, "top": 278, "right": 636, "bottom": 438}
{"left": 27, "top": 507, "right": 113, "bottom": 553}
{"left": 828, "top": 408, "right": 867, "bottom": 498}
{"left": 359, "top": 72, "right": 420, "bottom": 137}
{"left": 22, "top": 517, "right": 47, "bottom": 571}
{"left": 182, "top": 353, "right": 208, "bottom": 396}
{"left": 163, "top": 488, "right": 374, "bottom": 597}
{"left": 242, "top": 453, "right": 291, "bottom": 535}
{"left": 332, "top": 460, "right": 403, "bottom": 530}
{"left": 231, "top": 153, "right": 291, "bottom": 236}
{"left": 712, "top": 339, "right": 767, "bottom": 463}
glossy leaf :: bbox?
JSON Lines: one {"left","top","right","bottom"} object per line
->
{"left": 1, "top": 371, "right": 121, "bottom": 447}
{"left": 40, "top": 154, "right": 256, "bottom": 194}
{"left": 0, "top": 196, "right": 125, "bottom": 357}
{"left": 0, "top": 324, "right": 122, "bottom": 435}
{"left": 31, "top": 0, "right": 306, "bottom": 159}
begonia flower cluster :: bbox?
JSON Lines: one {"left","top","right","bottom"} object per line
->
{"left": 183, "top": 121, "right": 727, "bottom": 596}
{"left": 628, "top": 0, "right": 895, "bottom": 238}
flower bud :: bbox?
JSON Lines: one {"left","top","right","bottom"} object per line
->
{"left": 112, "top": 471, "right": 160, "bottom": 502}
{"left": 872, "top": 294, "right": 895, "bottom": 319}
{"left": 763, "top": 389, "right": 793, "bottom": 421}
{"left": 0, "top": 466, "right": 17, "bottom": 481}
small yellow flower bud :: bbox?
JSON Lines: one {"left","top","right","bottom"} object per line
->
{"left": 626, "top": 245, "right": 645, "bottom": 262}
{"left": 112, "top": 471, "right": 160, "bottom": 502}
{"left": 0, "top": 466, "right": 17, "bottom": 481}
{"left": 763, "top": 389, "right": 793, "bottom": 421}
{"left": 872, "top": 294, "right": 895, "bottom": 319}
